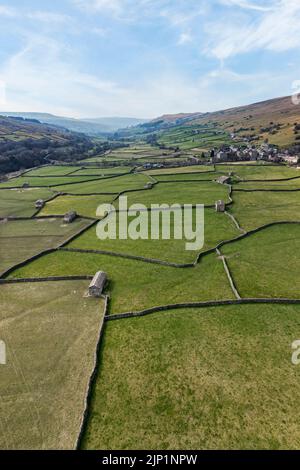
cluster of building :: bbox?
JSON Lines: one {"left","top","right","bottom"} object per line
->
{"left": 212, "top": 144, "right": 299, "bottom": 165}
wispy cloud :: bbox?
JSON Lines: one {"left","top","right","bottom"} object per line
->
{"left": 0, "top": 5, "right": 17, "bottom": 17}
{"left": 27, "top": 11, "right": 71, "bottom": 23}
{"left": 219, "top": 0, "right": 276, "bottom": 11}
{"left": 177, "top": 32, "right": 193, "bottom": 45}
{"left": 206, "top": 0, "right": 300, "bottom": 59}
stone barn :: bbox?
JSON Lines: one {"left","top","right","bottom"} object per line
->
{"left": 216, "top": 175, "right": 231, "bottom": 185}
{"left": 35, "top": 199, "right": 45, "bottom": 209}
{"left": 215, "top": 200, "right": 225, "bottom": 212}
{"left": 144, "top": 182, "right": 153, "bottom": 189}
{"left": 89, "top": 271, "right": 107, "bottom": 297}
{"left": 63, "top": 211, "right": 77, "bottom": 224}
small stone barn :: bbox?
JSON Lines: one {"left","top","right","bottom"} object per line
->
{"left": 215, "top": 200, "right": 225, "bottom": 212}
{"left": 89, "top": 271, "right": 107, "bottom": 297}
{"left": 35, "top": 199, "right": 45, "bottom": 209}
{"left": 144, "top": 182, "right": 153, "bottom": 189}
{"left": 63, "top": 211, "right": 77, "bottom": 224}
{"left": 216, "top": 175, "right": 231, "bottom": 185}
{"left": 22, "top": 182, "right": 30, "bottom": 189}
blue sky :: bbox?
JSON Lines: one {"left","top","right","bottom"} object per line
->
{"left": 0, "top": 0, "right": 299, "bottom": 118}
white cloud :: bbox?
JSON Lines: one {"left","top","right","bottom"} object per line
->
{"left": 0, "top": 5, "right": 16, "bottom": 17}
{"left": 219, "top": 0, "right": 276, "bottom": 11}
{"left": 177, "top": 32, "right": 192, "bottom": 45}
{"left": 27, "top": 11, "right": 71, "bottom": 23}
{"left": 206, "top": 0, "right": 300, "bottom": 59}
{"left": 73, "top": 0, "right": 123, "bottom": 15}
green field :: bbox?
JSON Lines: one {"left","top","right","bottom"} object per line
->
{"left": 53, "top": 173, "right": 151, "bottom": 194}
{"left": 0, "top": 217, "right": 90, "bottom": 274}
{"left": 68, "top": 208, "right": 239, "bottom": 264}
{"left": 0, "top": 280, "right": 105, "bottom": 449}
{"left": 115, "top": 181, "right": 230, "bottom": 207}
{"left": 40, "top": 194, "right": 117, "bottom": 218}
{"left": 8, "top": 251, "right": 234, "bottom": 314}
{"left": 0, "top": 188, "right": 54, "bottom": 217}
{"left": 82, "top": 303, "right": 300, "bottom": 449}
{"left": 222, "top": 223, "right": 300, "bottom": 298}
{"left": 229, "top": 190, "right": 300, "bottom": 230}
{"left": 2, "top": 144, "right": 300, "bottom": 450}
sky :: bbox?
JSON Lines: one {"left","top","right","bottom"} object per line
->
{"left": 0, "top": 0, "right": 300, "bottom": 118}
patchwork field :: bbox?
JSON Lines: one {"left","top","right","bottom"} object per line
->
{"left": 115, "top": 181, "right": 230, "bottom": 207}
{"left": 1, "top": 151, "right": 300, "bottom": 450}
{"left": 0, "top": 281, "right": 105, "bottom": 449}
{"left": 68, "top": 208, "right": 239, "bottom": 264}
{"left": 8, "top": 250, "right": 234, "bottom": 314}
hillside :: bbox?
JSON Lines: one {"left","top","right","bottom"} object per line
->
{"left": 0, "top": 115, "right": 107, "bottom": 175}
{"left": 117, "top": 95, "right": 300, "bottom": 150}
{"left": 0, "top": 112, "right": 147, "bottom": 135}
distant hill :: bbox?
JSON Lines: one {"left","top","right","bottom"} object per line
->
{"left": 151, "top": 112, "right": 203, "bottom": 124}
{"left": 82, "top": 117, "right": 148, "bottom": 131}
{"left": 0, "top": 115, "right": 107, "bottom": 174}
{"left": 0, "top": 112, "right": 147, "bottom": 135}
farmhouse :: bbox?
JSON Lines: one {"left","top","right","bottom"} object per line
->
{"left": 35, "top": 199, "right": 45, "bottom": 209}
{"left": 89, "top": 271, "right": 107, "bottom": 297}
{"left": 63, "top": 211, "right": 77, "bottom": 224}
{"left": 215, "top": 200, "right": 225, "bottom": 212}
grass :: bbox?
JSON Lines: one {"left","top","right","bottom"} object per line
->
{"left": 0, "top": 217, "right": 90, "bottom": 274}
{"left": 82, "top": 303, "right": 300, "bottom": 449}
{"left": 24, "top": 166, "right": 76, "bottom": 176}
{"left": 53, "top": 173, "right": 151, "bottom": 194}
{"left": 40, "top": 194, "right": 117, "bottom": 218}
{"left": 222, "top": 223, "right": 300, "bottom": 298}
{"left": 8, "top": 251, "right": 235, "bottom": 314}
{"left": 236, "top": 179, "right": 300, "bottom": 190}
{"left": 71, "top": 167, "right": 131, "bottom": 176}
{"left": 68, "top": 208, "right": 239, "bottom": 264}
{"left": 146, "top": 165, "right": 213, "bottom": 175}
{"left": 216, "top": 164, "right": 300, "bottom": 180}
{"left": 0, "top": 280, "right": 105, "bottom": 449}
{"left": 0, "top": 188, "right": 54, "bottom": 217}
{"left": 229, "top": 190, "right": 300, "bottom": 230}
{"left": 148, "top": 172, "right": 216, "bottom": 182}
{"left": 115, "top": 181, "right": 230, "bottom": 207}
{"left": 0, "top": 175, "right": 100, "bottom": 188}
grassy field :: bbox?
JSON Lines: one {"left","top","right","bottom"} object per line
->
{"left": 146, "top": 165, "right": 213, "bottom": 175}
{"left": 71, "top": 167, "right": 131, "bottom": 176}
{"left": 0, "top": 280, "right": 105, "bottom": 449}
{"left": 24, "top": 166, "right": 77, "bottom": 176}
{"left": 229, "top": 190, "right": 300, "bottom": 230}
{"left": 0, "top": 217, "right": 90, "bottom": 274}
{"left": 150, "top": 172, "right": 217, "bottom": 182}
{"left": 82, "top": 303, "right": 300, "bottom": 449}
{"left": 0, "top": 175, "right": 100, "bottom": 189}
{"left": 0, "top": 188, "right": 54, "bottom": 217}
{"left": 40, "top": 194, "right": 117, "bottom": 218}
{"left": 115, "top": 181, "right": 230, "bottom": 207}
{"left": 235, "top": 179, "right": 300, "bottom": 190}
{"left": 8, "top": 251, "right": 234, "bottom": 314}
{"left": 68, "top": 208, "right": 239, "bottom": 264}
{"left": 53, "top": 173, "right": 151, "bottom": 194}
{"left": 222, "top": 223, "right": 300, "bottom": 298}
{"left": 216, "top": 164, "right": 299, "bottom": 180}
